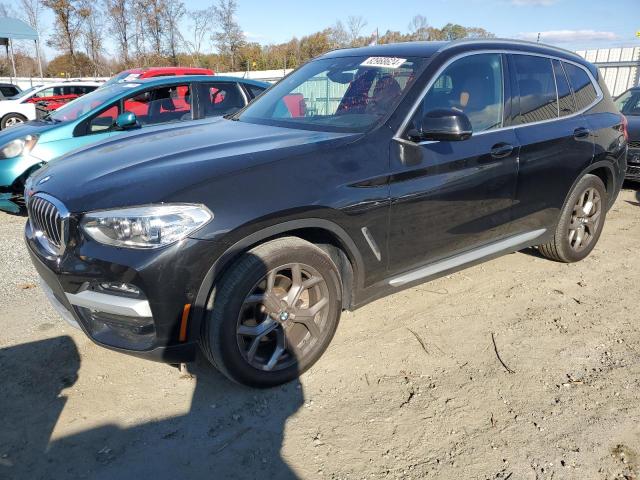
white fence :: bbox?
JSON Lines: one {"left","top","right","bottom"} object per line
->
{"left": 576, "top": 47, "right": 640, "bottom": 97}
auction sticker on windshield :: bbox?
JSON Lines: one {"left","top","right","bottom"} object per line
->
{"left": 361, "top": 57, "right": 407, "bottom": 69}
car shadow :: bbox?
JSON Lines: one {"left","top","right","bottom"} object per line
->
{"left": 0, "top": 337, "right": 304, "bottom": 479}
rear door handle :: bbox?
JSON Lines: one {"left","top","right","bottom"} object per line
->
{"left": 490, "top": 143, "right": 514, "bottom": 159}
{"left": 574, "top": 127, "right": 590, "bottom": 139}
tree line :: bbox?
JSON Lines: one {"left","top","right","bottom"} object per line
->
{"left": 0, "top": 0, "right": 494, "bottom": 78}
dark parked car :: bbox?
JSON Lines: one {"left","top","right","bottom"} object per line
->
{"left": 615, "top": 86, "right": 640, "bottom": 180}
{"left": 0, "top": 83, "right": 21, "bottom": 100}
{"left": 25, "top": 40, "right": 627, "bottom": 388}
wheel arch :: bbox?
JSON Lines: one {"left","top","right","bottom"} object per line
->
{"left": 566, "top": 160, "right": 617, "bottom": 210}
{"left": 189, "top": 219, "right": 364, "bottom": 340}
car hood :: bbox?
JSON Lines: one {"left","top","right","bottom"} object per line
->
{"left": 626, "top": 115, "right": 640, "bottom": 142}
{"left": 0, "top": 120, "right": 59, "bottom": 146}
{"left": 29, "top": 118, "right": 359, "bottom": 212}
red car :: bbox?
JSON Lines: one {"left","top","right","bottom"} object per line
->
{"left": 102, "top": 67, "right": 215, "bottom": 88}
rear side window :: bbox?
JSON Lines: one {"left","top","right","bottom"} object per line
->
{"left": 552, "top": 60, "right": 575, "bottom": 117}
{"left": 0, "top": 86, "right": 18, "bottom": 97}
{"left": 247, "top": 85, "right": 266, "bottom": 98}
{"left": 563, "top": 62, "right": 598, "bottom": 111}
{"left": 513, "top": 55, "right": 558, "bottom": 124}
{"left": 198, "top": 82, "right": 246, "bottom": 118}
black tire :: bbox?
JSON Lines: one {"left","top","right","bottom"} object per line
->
{"left": 1, "top": 113, "right": 27, "bottom": 129}
{"left": 538, "top": 174, "right": 607, "bottom": 263}
{"left": 200, "top": 237, "right": 342, "bottom": 388}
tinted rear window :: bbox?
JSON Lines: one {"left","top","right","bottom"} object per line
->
{"left": 563, "top": 62, "right": 598, "bottom": 111}
{"left": 513, "top": 55, "right": 558, "bottom": 124}
{"left": 0, "top": 86, "right": 19, "bottom": 97}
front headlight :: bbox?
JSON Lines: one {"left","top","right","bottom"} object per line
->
{"left": 81, "top": 204, "right": 213, "bottom": 249}
{"left": 0, "top": 135, "right": 38, "bottom": 160}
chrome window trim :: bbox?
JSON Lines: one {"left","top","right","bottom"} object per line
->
{"left": 551, "top": 57, "right": 561, "bottom": 118}
{"left": 394, "top": 49, "right": 604, "bottom": 145}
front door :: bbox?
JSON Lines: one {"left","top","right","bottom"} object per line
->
{"left": 388, "top": 52, "right": 519, "bottom": 277}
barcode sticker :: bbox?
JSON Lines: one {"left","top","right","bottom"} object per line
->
{"left": 360, "top": 57, "right": 407, "bottom": 69}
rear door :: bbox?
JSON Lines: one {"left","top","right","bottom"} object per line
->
{"left": 388, "top": 52, "right": 520, "bottom": 276}
{"left": 509, "top": 54, "right": 595, "bottom": 235}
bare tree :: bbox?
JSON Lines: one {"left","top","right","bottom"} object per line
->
{"left": 346, "top": 15, "right": 367, "bottom": 45}
{"left": 104, "top": 0, "right": 131, "bottom": 65}
{"left": 78, "top": 0, "right": 104, "bottom": 75}
{"left": 42, "top": 0, "right": 83, "bottom": 61}
{"left": 211, "top": 0, "right": 244, "bottom": 70}
{"left": 184, "top": 8, "right": 209, "bottom": 66}
{"left": 162, "top": 0, "right": 185, "bottom": 65}
{"left": 408, "top": 14, "right": 430, "bottom": 41}
{"left": 132, "top": 0, "right": 146, "bottom": 63}
{"left": 329, "top": 20, "right": 349, "bottom": 49}
{"left": 19, "top": 0, "right": 45, "bottom": 76}
{"left": 0, "top": 2, "right": 16, "bottom": 17}
{"left": 142, "top": 0, "right": 164, "bottom": 57}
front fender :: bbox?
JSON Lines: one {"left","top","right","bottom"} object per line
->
{"left": 0, "top": 154, "right": 45, "bottom": 189}
{"left": 188, "top": 217, "right": 366, "bottom": 341}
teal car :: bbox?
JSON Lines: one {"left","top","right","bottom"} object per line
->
{"left": 0, "top": 75, "right": 269, "bottom": 212}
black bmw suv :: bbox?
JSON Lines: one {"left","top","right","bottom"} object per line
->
{"left": 25, "top": 40, "right": 627, "bottom": 387}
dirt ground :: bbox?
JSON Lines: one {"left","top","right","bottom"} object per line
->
{"left": 1, "top": 186, "right": 639, "bottom": 480}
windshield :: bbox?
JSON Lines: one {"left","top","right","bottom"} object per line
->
{"left": 616, "top": 90, "right": 640, "bottom": 116}
{"left": 236, "top": 55, "right": 427, "bottom": 133}
{"left": 102, "top": 71, "right": 141, "bottom": 88}
{"left": 10, "top": 85, "right": 41, "bottom": 100}
{"left": 48, "top": 85, "right": 123, "bottom": 122}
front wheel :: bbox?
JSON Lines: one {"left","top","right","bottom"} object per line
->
{"left": 1, "top": 113, "right": 27, "bottom": 129}
{"left": 538, "top": 174, "right": 607, "bottom": 263}
{"left": 200, "top": 237, "right": 342, "bottom": 388}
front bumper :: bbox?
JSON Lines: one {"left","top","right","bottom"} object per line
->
{"left": 626, "top": 149, "right": 640, "bottom": 180}
{"left": 24, "top": 219, "right": 221, "bottom": 364}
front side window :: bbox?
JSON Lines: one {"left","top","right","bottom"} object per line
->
{"left": 32, "top": 88, "right": 55, "bottom": 99}
{"left": 236, "top": 56, "right": 426, "bottom": 133}
{"left": 123, "top": 84, "right": 191, "bottom": 126}
{"left": 514, "top": 55, "right": 558, "bottom": 124}
{"left": 615, "top": 90, "right": 640, "bottom": 116}
{"left": 88, "top": 105, "right": 119, "bottom": 133}
{"left": 412, "top": 53, "right": 504, "bottom": 133}
{"left": 197, "top": 82, "right": 246, "bottom": 118}
{"left": 563, "top": 62, "right": 598, "bottom": 111}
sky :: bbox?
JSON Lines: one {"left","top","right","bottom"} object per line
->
{"left": 33, "top": 0, "right": 640, "bottom": 59}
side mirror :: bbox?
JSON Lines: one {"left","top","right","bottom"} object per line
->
{"left": 408, "top": 109, "right": 473, "bottom": 142}
{"left": 115, "top": 112, "right": 138, "bottom": 130}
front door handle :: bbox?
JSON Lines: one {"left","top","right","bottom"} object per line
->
{"left": 574, "top": 127, "right": 590, "bottom": 139}
{"left": 490, "top": 143, "right": 514, "bottom": 159}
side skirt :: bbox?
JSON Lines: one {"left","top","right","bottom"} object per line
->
{"left": 351, "top": 228, "right": 547, "bottom": 309}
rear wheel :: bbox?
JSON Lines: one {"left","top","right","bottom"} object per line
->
{"left": 1, "top": 113, "right": 27, "bottom": 129}
{"left": 200, "top": 237, "right": 342, "bottom": 387}
{"left": 538, "top": 174, "right": 607, "bottom": 263}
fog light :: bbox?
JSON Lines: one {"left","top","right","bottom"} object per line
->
{"left": 99, "top": 282, "right": 141, "bottom": 296}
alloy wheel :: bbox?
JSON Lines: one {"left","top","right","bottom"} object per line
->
{"left": 568, "top": 187, "right": 602, "bottom": 252}
{"left": 236, "top": 263, "right": 331, "bottom": 372}
{"left": 5, "top": 116, "right": 24, "bottom": 128}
